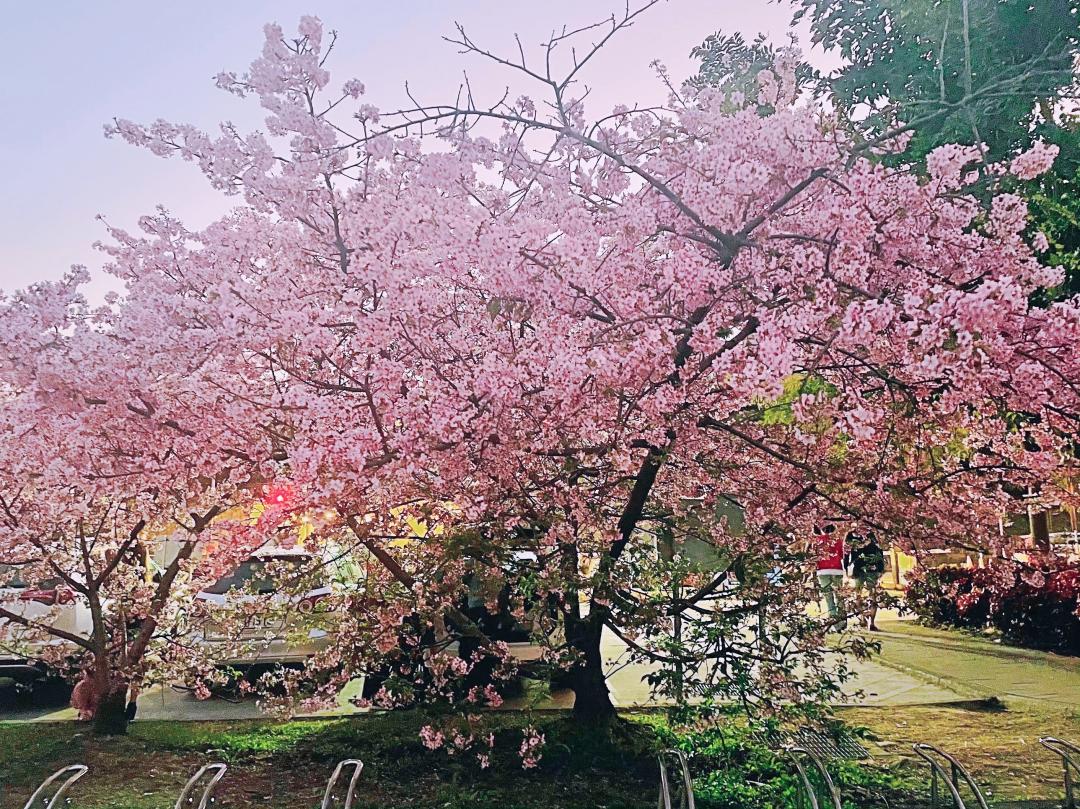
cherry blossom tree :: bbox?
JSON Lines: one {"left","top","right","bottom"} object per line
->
{"left": 0, "top": 271, "right": 273, "bottom": 733}
{"left": 61, "top": 4, "right": 1080, "bottom": 731}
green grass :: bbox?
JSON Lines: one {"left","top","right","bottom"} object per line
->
{"left": 132, "top": 718, "right": 336, "bottom": 758}
{"left": 0, "top": 723, "right": 84, "bottom": 786}
{"left": 0, "top": 712, "right": 919, "bottom": 809}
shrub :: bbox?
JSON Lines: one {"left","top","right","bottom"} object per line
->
{"left": 643, "top": 715, "right": 916, "bottom": 809}
{"left": 906, "top": 557, "right": 1080, "bottom": 655}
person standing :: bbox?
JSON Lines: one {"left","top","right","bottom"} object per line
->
{"left": 847, "top": 532, "right": 886, "bottom": 631}
{"left": 814, "top": 524, "right": 846, "bottom": 630}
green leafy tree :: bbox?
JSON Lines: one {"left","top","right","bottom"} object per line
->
{"left": 694, "top": 0, "right": 1080, "bottom": 294}
{"left": 792, "top": 0, "right": 1080, "bottom": 295}
{"left": 690, "top": 32, "right": 819, "bottom": 115}
{"left": 792, "top": 0, "right": 1078, "bottom": 159}
{"left": 1027, "top": 127, "right": 1080, "bottom": 297}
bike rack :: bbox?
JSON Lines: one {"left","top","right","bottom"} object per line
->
{"left": 21, "top": 765, "right": 88, "bottom": 809}
{"left": 174, "top": 763, "right": 227, "bottom": 809}
{"left": 657, "top": 748, "right": 695, "bottom": 809}
{"left": 912, "top": 744, "right": 989, "bottom": 809}
{"left": 320, "top": 759, "right": 364, "bottom": 809}
{"left": 1040, "top": 736, "right": 1080, "bottom": 809}
{"left": 785, "top": 746, "right": 842, "bottom": 809}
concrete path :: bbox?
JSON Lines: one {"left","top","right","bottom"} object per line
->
{"left": 838, "top": 655, "right": 962, "bottom": 706}
{"left": 869, "top": 616, "right": 1080, "bottom": 708}
{"left": 596, "top": 628, "right": 963, "bottom": 709}
{"left": 0, "top": 624, "right": 970, "bottom": 722}
{"left": 0, "top": 678, "right": 368, "bottom": 723}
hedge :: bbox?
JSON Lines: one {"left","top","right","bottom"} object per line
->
{"left": 905, "top": 557, "right": 1080, "bottom": 656}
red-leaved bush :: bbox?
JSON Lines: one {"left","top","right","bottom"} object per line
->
{"left": 906, "top": 557, "right": 1080, "bottom": 655}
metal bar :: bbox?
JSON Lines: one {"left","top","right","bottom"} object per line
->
{"left": 1039, "top": 737, "right": 1080, "bottom": 809}
{"left": 656, "top": 749, "right": 694, "bottom": 809}
{"left": 786, "top": 747, "right": 842, "bottom": 809}
{"left": 913, "top": 744, "right": 990, "bottom": 809}
{"left": 320, "top": 759, "right": 364, "bottom": 809}
{"left": 22, "top": 765, "right": 88, "bottom": 809}
{"left": 174, "top": 763, "right": 227, "bottom": 809}
{"left": 657, "top": 756, "right": 671, "bottom": 809}
{"left": 913, "top": 746, "right": 964, "bottom": 809}
{"left": 787, "top": 752, "right": 821, "bottom": 809}
{"left": 675, "top": 749, "right": 695, "bottom": 809}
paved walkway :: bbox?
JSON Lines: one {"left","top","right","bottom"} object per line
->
{"left": 0, "top": 626, "right": 965, "bottom": 722}
{"left": 869, "top": 616, "right": 1080, "bottom": 708}
{"left": 596, "top": 628, "right": 964, "bottom": 709}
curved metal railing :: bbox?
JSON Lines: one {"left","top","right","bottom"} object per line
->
{"left": 785, "top": 747, "right": 842, "bottom": 809}
{"left": 320, "top": 759, "right": 365, "bottom": 809}
{"left": 21, "top": 765, "right": 88, "bottom": 809}
{"left": 1040, "top": 736, "right": 1080, "bottom": 809}
{"left": 173, "top": 763, "right": 227, "bottom": 809}
{"left": 657, "top": 748, "right": 695, "bottom": 809}
{"left": 912, "top": 744, "right": 989, "bottom": 809}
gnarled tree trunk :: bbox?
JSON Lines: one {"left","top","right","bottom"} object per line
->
{"left": 566, "top": 616, "right": 617, "bottom": 723}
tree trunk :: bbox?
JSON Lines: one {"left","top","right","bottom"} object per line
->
{"left": 93, "top": 682, "right": 129, "bottom": 735}
{"left": 567, "top": 619, "right": 617, "bottom": 723}
{"left": 1031, "top": 509, "right": 1052, "bottom": 552}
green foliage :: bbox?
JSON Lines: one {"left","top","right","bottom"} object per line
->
{"left": 0, "top": 712, "right": 923, "bottom": 809}
{"left": 689, "top": 32, "right": 819, "bottom": 114}
{"left": 643, "top": 714, "right": 918, "bottom": 809}
{"left": 759, "top": 374, "right": 837, "bottom": 427}
{"left": 790, "top": 0, "right": 1080, "bottom": 295}
{"left": 791, "top": 0, "right": 1079, "bottom": 160}
{"left": 1027, "top": 122, "right": 1080, "bottom": 300}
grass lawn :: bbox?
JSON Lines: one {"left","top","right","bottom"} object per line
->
{"left": 1, "top": 703, "right": 1075, "bottom": 808}
{"left": 0, "top": 710, "right": 885, "bottom": 809}
{"left": 839, "top": 703, "right": 1080, "bottom": 806}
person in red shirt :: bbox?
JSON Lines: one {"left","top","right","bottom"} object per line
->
{"left": 814, "top": 524, "right": 847, "bottom": 629}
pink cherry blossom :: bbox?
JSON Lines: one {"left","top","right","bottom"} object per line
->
{"left": 1009, "top": 140, "right": 1059, "bottom": 180}
{"left": 6, "top": 10, "right": 1080, "bottom": 734}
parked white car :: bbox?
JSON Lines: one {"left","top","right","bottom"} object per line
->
{"left": 186, "top": 548, "right": 349, "bottom": 670}
{"left": 0, "top": 566, "right": 90, "bottom": 687}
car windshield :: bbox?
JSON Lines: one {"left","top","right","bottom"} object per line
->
{"left": 0, "top": 565, "right": 27, "bottom": 588}
{"left": 204, "top": 556, "right": 314, "bottom": 595}
{"left": 0, "top": 567, "right": 62, "bottom": 590}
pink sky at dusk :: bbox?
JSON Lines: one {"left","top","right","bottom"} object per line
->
{"left": 0, "top": 1, "right": 838, "bottom": 297}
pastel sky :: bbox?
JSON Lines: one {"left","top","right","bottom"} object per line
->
{"left": 0, "top": 1, "right": 837, "bottom": 297}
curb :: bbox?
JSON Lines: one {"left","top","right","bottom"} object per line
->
{"left": 865, "top": 653, "right": 995, "bottom": 703}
